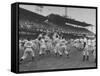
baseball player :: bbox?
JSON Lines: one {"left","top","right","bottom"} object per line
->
{"left": 20, "top": 38, "right": 35, "bottom": 63}
{"left": 82, "top": 37, "right": 89, "bottom": 61}
{"left": 92, "top": 38, "right": 96, "bottom": 62}
{"left": 60, "top": 38, "right": 69, "bottom": 56}
{"left": 38, "top": 33, "right": 43, "bottom": 41}
{"left": 39, "top": 38, "right": 46, "bottom": 55}
{"left": 19, "top": 39, "right": 25, "bottom": 51}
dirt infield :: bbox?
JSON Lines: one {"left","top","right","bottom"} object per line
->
{"left": 19, "top": 47, "right": 96, "bottom": 72}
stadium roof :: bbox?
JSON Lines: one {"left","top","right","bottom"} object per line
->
{"left": 19, "top": 7, "right": 47, "bottom": 22}
{"left": 47, "top": 14, "right": 93, "bottom": 27}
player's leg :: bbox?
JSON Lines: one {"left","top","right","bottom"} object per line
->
{"left": 58, "top": 47, "right": 62, "bottom": 56}
{"left": 64, "top": 48, "right": 69, "bottom": 57}
{"left": 42, "top": 47, "right": 46, "bottom": 55}
{"left": 39, "top": 47, "right": 45, "bottom": 56}
{"left": 54, "top": 46, "right": 57, "bottom": 55}
{"left": 86, "top": 50, "right": 89, "bottom": 61}
{"left": 49, "top": 43, "right": 52, "bottom": 54}
{"left": 30, "top": 49, "right": 35, "bottom": 61}
{"left": 39, "top": 48, "right": 42, "bottom": 55}
{"left": 20, "top": 49, "right": 28, "bottom": 63}
{"left": 82, "top": 50, "right": 86, "bottom": 61}
{"left": 47, "top": 43, "right": 51, "bottom": 54}
{"left": 39, "top": 46, "right": 43, "bottom": 55}
{"left": 93, "top": 49, "right": 96, "bottom": 62}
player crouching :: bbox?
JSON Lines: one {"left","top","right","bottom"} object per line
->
{"left": 19, "top": 38, "right": 35, "bottom": 64}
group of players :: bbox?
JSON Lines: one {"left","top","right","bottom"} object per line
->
{"left": 19, "top": 32, "right": 96, "bottom": 64}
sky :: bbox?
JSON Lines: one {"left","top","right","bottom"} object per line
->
{"left": 19, "top": 4, "right": 96, "bottom": 33}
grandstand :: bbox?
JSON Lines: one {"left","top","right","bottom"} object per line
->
{"left": 19, "top": 7, "right": 95, "bottom": 39}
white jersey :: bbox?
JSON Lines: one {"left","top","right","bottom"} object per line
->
{"left": 40, "top": 39, "right": 46, "bottom": 48}
{"left": 19, "top": 40, "right": 22, "bottom": 43}
{"left": 84, "top": 38, "right": 87, "bottom": 42}
{"left": 60, "top": 38, "right": 66, "bottom": 42}
{"left": 80, "top": 38, "right": 83, "bottom": 42}
{"left": 24, "top": 41, "right": 33, "bottom": 48}
{"left": 31, "top": 39, "right": 35, "bottom": 43}
{"left": 19, "top": 40, "right": 25, "bottom": 47}
{"left": 19, "top": 40, "right": 22, "bottom": 45}
{"left": 53, "top": 33, "right": 59, "bottom": 40}
{"left": 92, "top": 39, "right": 96, "bottom": 50}
{"left": 92, "top": 39, "right": 96, "bottom": 46}
{"left": 23, "top": 39, "right": 28, "bottom": 43}
{"left": 19, "top": 40, "right": 23, "bottom": 49}
{"left": 44, "top": 35, "right": 50, "bottom": 41}
{"left": 38, "top": 34, "right": 42, "bottom": 37}
{"left": 40, "top": 39, "right": 45, "bottom": 45}
{"left": 87, "top": 39, "right": 91, "bottom": 46}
